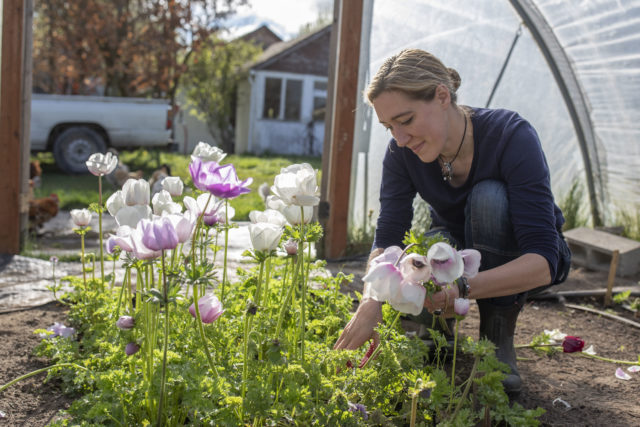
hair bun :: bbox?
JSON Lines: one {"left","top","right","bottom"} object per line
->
{"left": 448, "top": 67, "right": 461, "bottom": 91}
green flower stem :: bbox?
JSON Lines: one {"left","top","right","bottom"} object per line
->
{"left": 577, "top": 352, "right": 640, "bottom": 365}
{"left": 98, "top": 175, "right": 105, "bottom": 290}
{"left": 192, "top": 283, "right": 219, "bottom": 376}
{"left": 221, "top": 200, "right": 230, "bottom": 303}
{"left": 263, "top": 257, "right": 272, "bottom": 308}
{"left": 361, "top": 310, "right": 402, "bottom": 369}
{"left": 447, "top": 318, "right": 461, "bottom": 412}
{"left": 157, "top": 251, "right": 170, "bottom": 425}
{"left": 410, "top": 390, "right": 419, "bottom": 427}
{"left": 451, "top": 355, "right": 480, "bottom": 422}
{"left": 240, "top": 311, "right": 251, "bottom": 422}
{"left": 255, "top": 259, "right": 265, "bottom": 306}
{"left": 275, "top": 252, "right": 303, "bottom": 341}
{"left": 517, "top": 342, "right": 639, "bottom": 365}
{"left": 110, "top": 254, "right": 117, "bottom": 290}
{"left": 80, "top": 232, "right": 87, "bottom": 296}
{"left": 0, "top": 363, "right": 88, "bottom": 394}
{"left": 299, "top": 238, "right": 306, "bottom": 362}
{"left": 114, "top": 268, "right": 129, "bottom": 319}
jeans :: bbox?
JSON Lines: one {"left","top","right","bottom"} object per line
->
{"left": 425, "top": 180, "right": 570, "bottom": 308}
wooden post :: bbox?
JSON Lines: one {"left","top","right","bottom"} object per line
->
{"left": 319, "top": 0, "right": 363, "bottom": 259}
{"left": 0, "top": 0, "right": 31, "bottom": 254}
{"left": 603, "top": 249, "right": 620, "bottom": 307}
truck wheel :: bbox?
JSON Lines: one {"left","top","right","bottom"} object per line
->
{"left": 52, "top": 127, "right": 107, "bottom": 174}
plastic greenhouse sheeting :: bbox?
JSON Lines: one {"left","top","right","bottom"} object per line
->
{"left": 349, "top": 0, "right": 640, "bottom": 233}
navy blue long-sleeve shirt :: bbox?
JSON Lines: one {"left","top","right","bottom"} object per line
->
{"left": 373, "top": 107, "right": 565, "bottom": 280}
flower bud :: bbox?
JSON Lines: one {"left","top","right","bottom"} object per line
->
{"left": 125, "top": 342, "right": 140, "bottom": 356}
{"left": 189, "top": 294, "right": 224, "bottom": 323}
{"left": 454, "top": 298, "right": 470, "bottom": 316}
{"left": 116, "top": 315, "right": 135, "bottom": 330}
{"left": 284, "top": 239, "right": 298, "bottom": 256}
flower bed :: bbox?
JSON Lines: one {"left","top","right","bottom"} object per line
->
{"left": 3, "top": 144, "right": 546, "bottom": 426}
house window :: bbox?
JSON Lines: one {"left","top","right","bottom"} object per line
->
{"left": 262, "top": 77, "right": 303, "bottom": 121}
{"left": 284, "top": 80, "right": 302, "bottom": 120}
{"left": 312, "top": 80, "right": 327, "bottom": 121}
{"left": 263, "top": 78, "right": 282, "bottom": 119}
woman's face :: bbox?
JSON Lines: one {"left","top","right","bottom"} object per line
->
{"left": 372, "top": 88, "right": 450, "bottom": 163}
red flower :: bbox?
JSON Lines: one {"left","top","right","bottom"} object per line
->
{"left": 562, "top": 336, "right": 585, "bottom": 353}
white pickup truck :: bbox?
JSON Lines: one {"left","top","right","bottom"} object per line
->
{"left": 30, "top": 94, "right": 175, "bottom": 173}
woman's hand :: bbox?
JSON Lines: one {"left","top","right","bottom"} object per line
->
{"left": 423, "top": 285, "right": 459, "bottom": 313}
{"left": 333, "top": 298, "right": 383, "bottom": 351}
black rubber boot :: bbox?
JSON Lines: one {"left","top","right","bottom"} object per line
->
{"left": 477, "top": 298, "right": 524, "bottom": 397}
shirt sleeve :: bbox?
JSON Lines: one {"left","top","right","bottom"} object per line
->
{"left": 373, "top": 141, "right": 417, "bottom": 249}
{"left": 499, "top": 120, "right": 560, "bottom": 280}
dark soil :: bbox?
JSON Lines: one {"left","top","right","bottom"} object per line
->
{"left": 0, "top": 265, "right": 639, "bottom": 426}
{"left": 0, "top": 302, "right": 74, "bottom": 426}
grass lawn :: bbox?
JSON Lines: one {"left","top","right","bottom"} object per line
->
{"left": 32, "top": 149, "right": 322, "bottom": 221}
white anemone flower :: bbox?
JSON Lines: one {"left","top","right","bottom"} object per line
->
{"left": 249, "top": 209, "right": 287, "bottom": 227}
{"left": 191, "top": 141, "right": 227, "bottom": 163}
{"left": 161, "top": 176, "right": 184, "bottom": 197}
{"left": 115, "top": 205, "right": 152, "bottom": 228}
{"left": 164, "top": 212, "right": 196, "bottom": 244}
{"left": 70, "top": 208, "right": 92, "bottom": 227}
{"left": 86, "top": 151, "right": 118, "bottom": 176}
{"left": 152, "top": 190, "right": 182, "bottom": 216}
{"left": 249, "top": 222, "right": 284, "bottom": 252}
{"left": 271, "top": 163, "right": 320, "bottom": 206}
{"left": 266, "top": 195, "right": 313, "bottom": 225}
{"left": 122, "top": 178, "right": 150, "bottom": 206}
{"left": 183, "top": 193, "right": 219, "bottom": 217}
{"left": 106, "top": 190, "right": 126, "bottom": 217}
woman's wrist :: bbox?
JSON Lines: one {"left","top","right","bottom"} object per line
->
{"left": 456, "top": 277, "right": 470, "bottom": 299}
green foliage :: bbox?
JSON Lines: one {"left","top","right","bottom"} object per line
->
{"left": 30, "top": 251, "right": 541, "bottom": 426}
{"left": 559, "top": 178, "right": 587, "bottom": 231}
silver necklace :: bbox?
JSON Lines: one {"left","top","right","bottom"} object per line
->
{"left": 438, "top": 114, "right": 467, "bottom": 182}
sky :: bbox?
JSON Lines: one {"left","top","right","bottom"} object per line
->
{"left": 223, "top": 0, "right": 333, "bottom": 41}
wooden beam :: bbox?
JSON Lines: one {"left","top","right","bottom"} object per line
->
{"left": 319, "top": 0, "right": 363, "bottom": 260}
{"left": 0, "top": 0, "right": 30, "bottom": 254}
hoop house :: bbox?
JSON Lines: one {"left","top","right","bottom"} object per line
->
{"left": 348, "top": 0, "right": 640, "bottom": 235}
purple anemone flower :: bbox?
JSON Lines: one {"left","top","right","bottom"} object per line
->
{"left": 189, "top": 158, "right": 252, "bottom": 199}
{"left": 47, "top": 322, "right": 75, "bottom": 339}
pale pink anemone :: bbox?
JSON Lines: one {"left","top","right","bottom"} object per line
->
{"left": 427, "top": 242, "right": 481, "bottom": 284}
{"left": 363, "top": 249, "right": 431, "bottom": 316}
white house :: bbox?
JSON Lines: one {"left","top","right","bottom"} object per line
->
{"left": 235, "top": 25, "right": 331, "bottom": 156}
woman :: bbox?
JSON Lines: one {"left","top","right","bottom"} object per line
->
{"left": 333, "top": 48, "right": 571, "bottom": 396}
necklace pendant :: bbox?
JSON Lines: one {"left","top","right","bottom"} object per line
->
{"left": 442, "top": 162, "right": 453, "bottom": 181}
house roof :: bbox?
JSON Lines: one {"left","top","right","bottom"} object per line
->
{"left": 236, "top": 24, "right": 282, "bottom": 50}
{"left": 249, "top": 24, "right": 332, "bottom": 71}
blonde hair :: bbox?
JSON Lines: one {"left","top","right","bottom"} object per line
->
{"left": 365, "top": 48, "right": 461, "bottom": 105}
